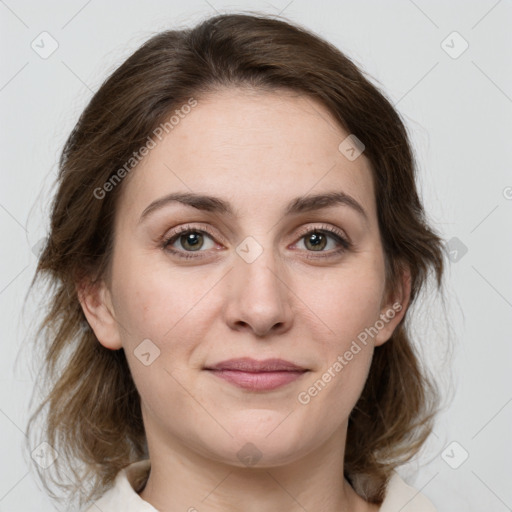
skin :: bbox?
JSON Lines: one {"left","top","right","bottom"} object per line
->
{"left": 79, "top": 87, "right": 411, "bottom": 512}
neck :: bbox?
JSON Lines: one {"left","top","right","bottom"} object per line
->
{"left": 138, "top": 421, "right": 376, "bottom": 512}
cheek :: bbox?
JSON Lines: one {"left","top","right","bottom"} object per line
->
{"left": 110, "top": 250, "right": 223, "bottom": 393}
{"left": 292, "top": 261, "right": 384, "bottom": 410}
{"left": 298, "top": 345, "right": 374, "bottom": 437}
{"left": 295, "top": 280, "right": 378, "bottom": 428}
{"left": 112, "top": 246, "right": 216, "bottom": 341}
{"left": 298, "top": 264, "right": 385, "bottom": 345}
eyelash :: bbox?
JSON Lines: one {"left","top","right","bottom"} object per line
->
{"left": 161, "top": 223, "right": 351, "bottom": 260}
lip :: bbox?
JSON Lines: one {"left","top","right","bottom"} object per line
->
{"left": 204, "top": 358, "right": 309, "bottom": 391}
{"left": 205, "top": 357, "right": 307, "bottom": 372}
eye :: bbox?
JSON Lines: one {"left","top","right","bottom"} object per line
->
{"left": 292, "top": 225, "right": 351, "bottom": 259}
{"left": 161, "top": 223, "right": 351, "bottom": 260}
{"left": 162, "top": 224, "right": 218, "bottom": 259}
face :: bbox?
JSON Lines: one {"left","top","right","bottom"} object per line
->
{"left": 82, "top": 88, "right": 408, "bottom": 467}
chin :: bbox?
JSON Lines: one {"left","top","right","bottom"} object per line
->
{"left": 219, "top": 408, "right": 300, "bottom": 438}
{"left": 203, "top": 423, "right": 308, "bottom": 468}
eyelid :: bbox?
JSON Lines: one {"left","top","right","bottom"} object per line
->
{"left": 293, "top": 223, "right": 351, "bottom": 247}
{"left": 162, "top": 223, "right": 224, "bottom": 245}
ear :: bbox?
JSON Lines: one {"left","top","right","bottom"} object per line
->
{"left": 76, "top": 278, "right": 123, "bottom": 350}
{"left": 373, "top": 265, "right": 412, "bottom": 347}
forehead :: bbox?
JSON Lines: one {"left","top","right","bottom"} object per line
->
{"left": 117, "top": 88, "right": 376, "bottom": 223}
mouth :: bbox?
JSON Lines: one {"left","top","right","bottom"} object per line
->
{"left": 204, "top": 357, "right": 309, "bottom": 391}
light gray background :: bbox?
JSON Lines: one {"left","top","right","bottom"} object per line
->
{"left": 1, "top": 1, "right": 511, "bottom": 511}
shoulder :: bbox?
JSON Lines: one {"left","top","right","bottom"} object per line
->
{"left": 82, "top": 459, "right": 156, "bottom": 512}
{"left": 379, "top": 471, "right": 437, "bottom": 512}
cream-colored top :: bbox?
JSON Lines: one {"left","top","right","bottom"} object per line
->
{"left": 83, "top": 459, "right": 437, "bottom": 511}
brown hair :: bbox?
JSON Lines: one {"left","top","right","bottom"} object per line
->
{"left": 26, "top": 11, "right": 447, "bottom": 509}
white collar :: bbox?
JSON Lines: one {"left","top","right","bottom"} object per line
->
{"left": 86, "top": 459, "right": 437, "bottom": 511}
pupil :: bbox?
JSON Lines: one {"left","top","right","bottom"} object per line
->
{"left": 184, "top": 233, "right": 202, "bottom": 250}
{"left": 308, "top": 232, "right": 325, "bottom": 250}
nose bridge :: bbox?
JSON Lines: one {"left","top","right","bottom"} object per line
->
{"left": 234, "top": 234, "right": 286, "bottom": 302}
{"left": 225, "top": 234, "right": 293, "bottom": 335}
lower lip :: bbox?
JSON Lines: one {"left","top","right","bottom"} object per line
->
{"left": 206, "top": 369, "right": 307, "bottom": 391}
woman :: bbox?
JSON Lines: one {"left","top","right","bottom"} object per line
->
{"left": 27, "top": 12, "right": 446, "bottom": 512}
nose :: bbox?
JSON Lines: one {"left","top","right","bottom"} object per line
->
{"left": 223, "top": 244, "right": 294, "bottom": 338}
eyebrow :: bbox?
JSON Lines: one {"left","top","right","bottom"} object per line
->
{"left": 139, "top": 191, "right": 368, "bottom": 224}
